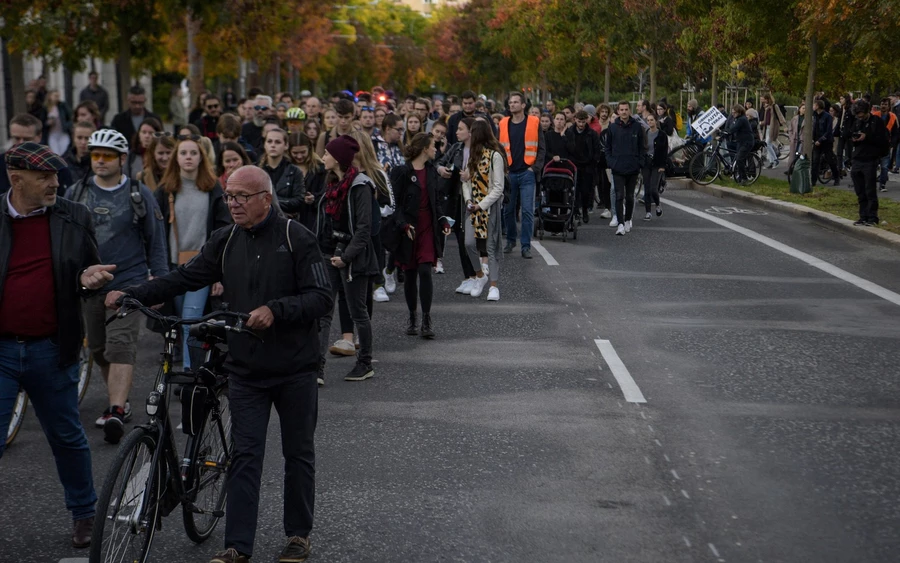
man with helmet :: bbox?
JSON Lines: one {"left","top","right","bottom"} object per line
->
{"left": 285, "top": 107, "right": 307, "bottom": 134}
{"left": 64, "top": 129, "right": 168, "bottom": 444}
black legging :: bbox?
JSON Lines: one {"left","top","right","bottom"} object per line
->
{"left": 404, "top": 263, "right": 434, "bottom": 314}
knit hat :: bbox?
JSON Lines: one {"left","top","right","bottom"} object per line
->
{"left": 583, "top": 104, "right": 597, "bottom": 116}
{"left": 325, "top": 135, "right": 360, "bottom": 169}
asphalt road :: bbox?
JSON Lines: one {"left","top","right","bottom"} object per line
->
{"left": 2, "top": 183, "right": 900, "bottom": 563}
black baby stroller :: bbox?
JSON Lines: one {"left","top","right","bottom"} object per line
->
{"left": 536, "top": 159, "right": 578, "bottom": 242}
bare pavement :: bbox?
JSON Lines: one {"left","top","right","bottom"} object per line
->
{"left": 2, "top": 183, "right": 899, "bottom": 563}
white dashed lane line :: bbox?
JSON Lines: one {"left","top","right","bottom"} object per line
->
{"left": 594, "top": 339, "right": 647, "bottom": 403}
{"left": 530, "top": 241, "right": 559, "bottom": 266}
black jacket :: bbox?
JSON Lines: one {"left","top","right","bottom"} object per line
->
{"left": 264, "top": 159, "right": 306, "bottom": 216}
{"left": 389, "top": 162, "right": 449, "bottom": 265}
{"left": 564, "top": 126, "right": 601, "bottom": 171}
{"left": 122, "top": 209, "right": 333, "bottom": 378}
{"left": 646, "top": 130, "right": 669, "bottom": 168}
{"left": 0, "top": 197, "right": 100, "bottom": 367}
{"left": 110, "top": 109, "right": 162, "bottom": 143}
{"left": 436, "top": 142, "right": 466, "bottom": 223}
{"left": 315, "top": 172, "right": 379, "bottom": 277}
{"left": 63, "top": 148, "right": 92, "bottom": 184}
{"left": 153, "top": 184, "right": 232, "bottom": 265}
{"left": 605, "top": 117, "right": 646, "bottom": 176}
{"left": 813, "top": 110, "right": 835, "bottom": 145}
{"left": 298, "top": 163, "right": 326, "bottom": 231}
{"left": 850, "top": 114, "right": 889, "bottom": 163}
{"left": 546, "top": 130, "right": 569, "bottom": 162}
{"left": 730, "top": 115, "right": 756, "bottom": 149}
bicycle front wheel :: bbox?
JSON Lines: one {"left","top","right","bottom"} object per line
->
{"left": 183, "top": 384, "right": 232, "bottom": 543}
{"left": 90, "top": 428, "right": 162, "bottom": 563}
{"left": 689, "top": 150, "right": 720, "bottom": 185}
{"left": 5, "top": 388, "right": 28, "bottom": 447}
{"left": 78, "top": 338, "right": 93, "bottom": 405}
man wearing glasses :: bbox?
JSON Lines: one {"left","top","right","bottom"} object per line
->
{"left": 195, "top": 94, "right": 223, "bottom": 144}
{"left": 241, "top": 95, "right": 274, "bottom": 154}
{"left": 377, "top": 113, "right": 405, "bottom": 172}
{"left": 110, "top": 85, "right": 161, "bottom": 143}
{"left": 105, "top": 165, "right": 333, "bottom": 563}
{"left": 414, "top": 97, "right": 436, "bottom": 133}
{"left": 64, "top": 129, "right": 168, "bottom": 445}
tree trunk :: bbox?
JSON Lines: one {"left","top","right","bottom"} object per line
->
{"left": 574, "top": 60, "right": 584, "bottom": 104}
{"left": 802, "top": 34, "right": 817, "bottom": 161}
{"left": 187, "top": 12, "right": 204, "bottom": 105}
{"left": 117, "top": 30, "right": 132, "bottom": 107}
{"left": 604, "top": 51, "right": 611, "bottom": 104}
{"left": 649, "top": 47, "right": 657, "bottom": 103}
{"left": 710, "top": 61, "right": 718, "bottom": 107}
{"left": 7, "top": 44, "right": 27, "bottom": 115}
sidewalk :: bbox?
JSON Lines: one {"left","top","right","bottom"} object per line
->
{"left": 759, "top": 160, "right": 900, "bottom": 203}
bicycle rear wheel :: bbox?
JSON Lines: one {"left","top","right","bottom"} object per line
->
{"left": 90, "top": 428, "right": 162, "bottom": 563}
{"left": 78, "top": 338, "right": 93, "bottom": 405}
{"left": 737, "top": 154, "right": 762, "bottom": 186}
{"left": 5, "top": 388, "right": 27, "bottom": 447}
{"left": 777, "top": 132, "right": 790, "bottom": 161}
{"left": 688, "top": 150, "right": 720, "bottom": 185}
{"left": 183, "top": 384, "right": 232, "bottom": 543}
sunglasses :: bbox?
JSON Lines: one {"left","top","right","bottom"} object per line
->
{"left": 177, "top": 134, "right": 202, "bottom": 141}
{"left": 254, "top": 105, "right": 269, "bottom": 111}
{"left": 206, "top": 104, "right": 220, "bottom": 110}
{"left": 361, "top": 106, "right": 375, "bottom": 112}
{"left": 153, "top": 132, "right": 173, "bottom": 138}
{"left": 91, "top": 152, "right": 120, "bottom": 162}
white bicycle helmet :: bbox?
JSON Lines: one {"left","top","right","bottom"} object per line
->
{"left": 88, "top": 129, "right": 129, "bottom": 154}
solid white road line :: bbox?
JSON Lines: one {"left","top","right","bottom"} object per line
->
{"left": 661, "top": 198, "right": 900, "bottom": 308}
{"left": 594, "top": 339, "right": 647, "bottom": 403}
{"left": 531, "top": 241, "right": 559, "bottom": 266}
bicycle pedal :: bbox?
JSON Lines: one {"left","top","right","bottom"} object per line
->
{"left": 212, "top": 510, "right": 225, "bottom": 518}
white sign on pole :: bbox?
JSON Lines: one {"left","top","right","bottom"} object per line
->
{"left": 691, "top": 107, "right": 727, "bottom": 137}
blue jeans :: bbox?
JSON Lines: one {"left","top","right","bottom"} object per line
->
{"left": 504, "top": 168, "right": 536, "bottom": 251}
{"left": 175, "top": 286, "right": 210, "bottom": 369}
{"left": 0, "top": 337, "right": 96, "bottom": 520}
{"left": 878, "top": 154, "right": 891, "bottom": 186}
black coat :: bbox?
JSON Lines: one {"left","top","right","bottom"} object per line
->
{"left": 297, "top": 163, "right": 326, "bottom": 231}
{"left": 0, "top": 197, "right": 100, "bottom": 367}
{"left": 605, "top": 117, "right": 646, "bottom": 176}
{"left": 263, "top": 159, "right": 307, "bottom": 216}
{"left": 730, "top": 115, "right": 755, "bottom": 149}
{"left": 436, "top": 142, "right": 466, "bottom": 223}
{"left": 123, "top": 209, "right": 333, "bottom": 378}
{"left": 646, "top": 130, "right": 669, "bottom": 168}
{"left": 389, "top": 162, "right": 449, "bottom": 265}
{"left": 110, "top": 109, "right": 162, "bottom": 143}
{"left": 564, "top": 126, "right": 601, "bottom": 171}
{"left": 153, "top": 183, "right": 232, "bottom": 265}
{"left": 315, "top": 172, "right": 379, "bottom": 277}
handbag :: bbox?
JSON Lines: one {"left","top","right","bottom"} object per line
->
{"left": 169, "top": 193, "right": 200, "bottom": 265}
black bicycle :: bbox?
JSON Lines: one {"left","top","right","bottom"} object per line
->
{"left": 688, "top": 131, "right": 762, "bottom": 186}
{"left": 90, "top": 298, "right": 261, "bottom": 563}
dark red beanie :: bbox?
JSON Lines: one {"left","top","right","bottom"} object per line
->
{"left": 325, "top": 135, "right": 360, "bottom": 169}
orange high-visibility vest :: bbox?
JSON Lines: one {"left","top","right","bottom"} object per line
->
{"left": 499, "top": 115, "right": 540, "bottom": 166}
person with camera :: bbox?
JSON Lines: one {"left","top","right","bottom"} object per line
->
{"left": 316, "top": 135, "right": 379, "bottom": 383}
{"left": 103, "top": 164, "right": 333, "bottom": 563}
{"left": 848, "top": 100, "right": 890, "bottom": 226}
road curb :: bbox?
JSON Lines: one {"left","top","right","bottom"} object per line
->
{"left": 669, "top": 178, "right": 900, "bottom": 248}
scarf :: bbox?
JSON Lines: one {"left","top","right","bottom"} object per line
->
{"left": 325, "top": 166, "right": 358, "bottom": 221}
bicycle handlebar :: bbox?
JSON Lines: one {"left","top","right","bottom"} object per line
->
{"left": 107, "top": 297, "right": 261, "bottom": 341}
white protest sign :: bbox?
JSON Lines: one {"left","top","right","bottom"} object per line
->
{"left": 691, "top": 107, "right": 727, "bottom": 137}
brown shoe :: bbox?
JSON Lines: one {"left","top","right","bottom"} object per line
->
{"left": 209, "top": 548, "right": 249, "bottom": 563}
{"left": 279, "top": 536, "right": 311, "bottom": 562}
{"left": 72, "top": 516, "right": 93, "bottom": 548}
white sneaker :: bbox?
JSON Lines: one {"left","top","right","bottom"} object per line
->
{"left": 470, "top": 275, "right": 490, "bottom": 297}
{"left": 615, "top": 224, "right": 626, "bottom": 236}
{"left": 609, "top": 217, "right": 619, "bottom": 227}
{"left": 329, "top": 339, "right": 356, "bottom": 356}
{"left": 434, "top": 259, "right": 445, "bottom": 274}
{"left": 383, "top": 268, "right": 397, "bottom": 294}
{"left": 624, "top": 220, "right": 632, "bottom": 233}
{"left": 643, "top": 212, "right": 651, "bottom": 221}
{"left": 456, "top": 278, "right": 475, "bottom": 294}
{"left": 487, "top": 286, "right": 500, "bottom": 301}
{"left": 600, "top": 209, "right": 612, "bottom": 219}
{"left": 373, "top": 286, "right": 390, "bottom": 302}
{"left": 481, "top": 263, "right": 490, "bottom": 277}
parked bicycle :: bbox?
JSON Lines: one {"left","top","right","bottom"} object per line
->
{"left": 688, "top": 131, "right": 762, "bottom": 186}
{"left": 89, "top": 297, "right": 261, "bottom": 563}
{"left": 5, "top": 337, "right": 94, "bottom": 448}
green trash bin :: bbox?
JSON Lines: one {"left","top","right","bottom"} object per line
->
{"left": 790, "top": 157, "right": 812, "bottom": 194}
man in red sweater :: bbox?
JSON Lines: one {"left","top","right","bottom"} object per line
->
{"left": 0, "top": 142, "right": 116, "bottom": 548}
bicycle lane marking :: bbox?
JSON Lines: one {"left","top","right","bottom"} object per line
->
{"left": 661, "top": 197, "right": 900, "bottom": 308}
{"left": 531, "top": 241, "right": 559, "bottom": 266}
{"left": 594, "top": 339, "right": 646, "bottom": 403}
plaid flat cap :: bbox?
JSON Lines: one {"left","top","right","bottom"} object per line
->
{"left": 5, "top": 142, "right": 67, "bottom": 172}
